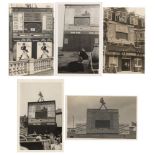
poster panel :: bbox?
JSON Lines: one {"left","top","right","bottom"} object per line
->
{"left": 16, "top": 42, "right": 32, "bottom": 60}
{"left": 37, "top": 42, "right": 52, "bottom": 59}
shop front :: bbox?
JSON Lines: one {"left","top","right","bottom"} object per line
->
{"left": 63, "top": 31, "right": 99, "bottom": 52}
{"left": 121, "top": 58, "right": 131, "bottom": 71}
{"left": 105, "top": 43, "right": 144, "bottom": 73}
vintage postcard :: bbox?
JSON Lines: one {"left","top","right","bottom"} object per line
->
{"left": 103, "top": 7, "right": 145, "bottom": 74}
{"left": 9, "top": 4, "right": 54, "bottom": 76}
{"left": 58, "top": 3, "right": 100, "bottom": 74}
{"left": 18, "top": 80, "right": 63, "bottom": 151}
{"left": 67, "top": 96, "right": 137, "bottom": 139}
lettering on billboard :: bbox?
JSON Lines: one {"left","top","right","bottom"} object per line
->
{"left": 37, "top": 42, "right": 52, "bottom": 58}
{"left": 16, "top": 42, "right": 32, "bottom": 60}
{"left": 42, "top": 13, "right": 53, "bottom": 31}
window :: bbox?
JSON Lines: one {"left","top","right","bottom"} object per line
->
{"left": 108, "top": 13, "right": 112, "bottom": 20}
{"left": 120, "top": 12, "right": 127, "bottom": 23}
{"left": 24, "top": 12, "right": 41, "bottom": 22}
{"left": 95, "top": 38, "right": 99, "bottom": 44}
{"left": 64, "top": 38, "right": 68, "bottom": 44}
{"left": 141, "top": 21, "right": 145, "bottom": 27}
{"left": 140, "top": 19, "right": 145, "bottom": 28}
{"left": 35, "top": 110, "right": 47, "bottom": 119}
{"left": 104, "top": 11, "right": 108, "bottom": 19}
{"left": 109, "top": 56, "right": 118, "bottom": 67}
{"left": 115, "top": 15, "right": 119, "bottom": 22}
{"left": 130, "top": 16, "right": 134, "bottom": 25}
{"left": 24, "top": 22, "right": 42, "bottom": 33}
{"left": 116, "top": 32, "right": 128, "bottom": 40}
{"left": 140, "top": 33, "right": 144, "bottom": 39}
{"left": 95, "top": 120, "right": 110, "bottom": 128}
{"left": 105, "top": 10, "right": 112, "bottom": 20}
{"left": 74, "top": 17, "right": 90, "bottom": 26}
{"left": 134, "top": 58, "right": 142, "bottom": 67}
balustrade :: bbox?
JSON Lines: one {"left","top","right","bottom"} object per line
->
{"left": 9, "top": 60, "right": 28, "bottom": 76}
{"left": 9, "top": 58, "right": 53, "bottom": 75}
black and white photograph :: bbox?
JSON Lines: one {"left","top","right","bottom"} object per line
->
{"left": 103, "top": 7, "right": 145, "bottom": 73}
{"left": 58, "top": 4, "right": 100, "bottom": 74}
{"left": 18, "top": 80, "right": 63, "bottom": 150}
{"left": 1, "top": 0, "right": 155, "bottom": 154}
{"left": 67, "top": 96, "right": 137, "bottom": 139}
{"left": 9, "top": 4, "right": 54, "bottom": 76}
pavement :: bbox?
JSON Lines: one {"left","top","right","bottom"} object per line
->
{"left": 31, "top": 69, "right": 53, "bottom": 76}
{"left": 58, "top": 50, "right": 99, "bottom": 74}
{"left": 117, "top": 71, "right": 143, "bottom": 74}
{"left": 68, "top": 133, "right": 136, "bottom": 139}
{"left": 58, "top": 51, "right": 80, "bottom": 68}
{"left": 103, "top": 69, "right": 144, "bottom": 74}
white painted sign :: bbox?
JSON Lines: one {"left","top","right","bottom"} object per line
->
{"left": 42, "top": 15, "right": 47, "bottom": 30}
{"left": 13, "top": 13, "right": 24, "bottom": 31}
{"left": 42, "top": 13, "right": 52, "bottom": 30}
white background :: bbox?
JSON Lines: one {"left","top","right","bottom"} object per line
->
{"left": 0, "top": 0, "right": 155, "bottom": 154}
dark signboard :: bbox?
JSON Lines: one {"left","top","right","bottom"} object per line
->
{"left": 28, "top": 101, "right": 56, "bottom": 125}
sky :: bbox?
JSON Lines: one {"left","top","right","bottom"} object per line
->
{"left": 19, "top": 80, "right": 63, "bottom": 116}
{"left": 58, "top": 5, "right": 145, "bottom": 47}
{"left": 67, "top": 96, "right": 137, "bottom": 128}
{"left": 127, "top": 8, "right": 145, "bottom": 16}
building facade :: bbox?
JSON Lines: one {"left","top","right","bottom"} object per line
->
{"left": 9, "top": 4, "right": 53, "bottom": 75}
{"left": 104, "top": 8, "right": 145, "bottom": 73}
{"left": 86, "top": 109, "right": 119, "bottom": 134}
{"left": 27, "top": 100, "right": 57, "bottom": 134}
{"left": 56, "top": 109, "right": 62, "bottom": 135}
{"left": 75, "top": 123, "right": 87, "bottom": 135}
{"left": 20, "top": 115, "right": 28, "bottom": 128}
{"left": 63, "top": 4, "right": 99, "bottom": 52}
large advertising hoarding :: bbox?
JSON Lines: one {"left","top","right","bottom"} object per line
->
{"left": 28, "top": 101, "right": 56, "bottom": 125}
{"left": 37, "top": 42, "right": 52, "bottom": 59}
{"left": 16, "top": 42, "right": 32, "bottom": 60}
